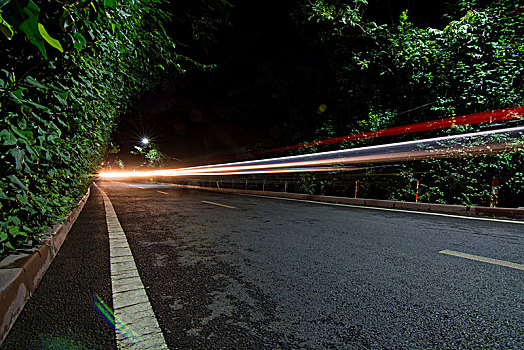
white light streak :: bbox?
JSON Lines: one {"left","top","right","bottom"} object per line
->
{"left": 99, "top": 126, "right": 524, "bottom": 178}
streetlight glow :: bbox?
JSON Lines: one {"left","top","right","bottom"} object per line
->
{"left": 141, "top": 138, "right": 149, "bottom": 145}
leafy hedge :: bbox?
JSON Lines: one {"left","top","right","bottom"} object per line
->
{"left": 296, "top": 0, "right": 524, "bottom": 206}
{"left": 0, "top": 0, "right": 182, "bottom": 257}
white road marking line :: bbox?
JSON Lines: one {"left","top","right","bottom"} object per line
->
{"left": 157, "top": 191, "right": 169, "bottom": 195}
{"left": 137, "top": 186, "right": 145, "bottom": 189}
{"left": 96, "top": 184, "right": 168, "bottom": 349}
{"left": 201, "top": 200, "right": 238, "bottom": 209}
{"left": 239, "top": 193, "right": 524, "bottom": 225}
{"left": 439, "top": 249, "right": 524, "bottom": 271}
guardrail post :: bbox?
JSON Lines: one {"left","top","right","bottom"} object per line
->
{"left": 245, "top": 178, "right": 248, "bottom": 190}
{"left": 415, "top": 180, "right": 420, "bottom": 203}
{"left": 355, "top": 180, "right": 359, "bottom": 199}
{"left": 285, "top": 181, "right": 288, "bottom": 193}
{"left": 490, "top": 177, "right": 499, "bottom": 207}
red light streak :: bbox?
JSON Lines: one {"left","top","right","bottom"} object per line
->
{"left": 253, "top": 105, "right": 524, "bottom": 155}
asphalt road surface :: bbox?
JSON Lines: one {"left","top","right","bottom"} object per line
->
{"left": 2, "top": 180, "right": 523, "bottom": 349}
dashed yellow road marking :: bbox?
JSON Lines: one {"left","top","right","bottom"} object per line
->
{"left": 157, "top": 191, "right": 169, "bottom": 195}
{"left": 201, "top": 200, "right": 237, "bottom": 209}
{"left": 439, "top": 249, "right": 524, "bottom": 271}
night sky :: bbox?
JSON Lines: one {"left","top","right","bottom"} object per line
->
{"left": 111, "top": 0, "right": 447, "bottom": 169}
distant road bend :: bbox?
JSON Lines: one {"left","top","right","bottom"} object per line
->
{"left": 2, "top": 180, "right": 523, "bottom": 349}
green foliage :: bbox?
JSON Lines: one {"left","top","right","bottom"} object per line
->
{"left": 3, "top": 0, "right": 47, "bottom": 57}
{"left": 305, "top": 0, "right": 524, "bottom": 120}
{"left": 0, "top": 0, "right": 184, "bottom": 257}
{"left": 38, "top": 23, "right": 63, "bottom": 53}
{"left": 131, "top": 143, "right": 168, "bottom": 168}
{"left": 297, "top": 173, "right": 317, "bottom": 195}
{"left": 391, "top": 3, "right": 524, "bottom": 115}
{"left": 297, "top": 0, "right": 524, "bottom": 206}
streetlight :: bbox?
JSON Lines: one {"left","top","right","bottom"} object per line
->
{"left": 141, "top": 137, "right": 149, "bottom": 145}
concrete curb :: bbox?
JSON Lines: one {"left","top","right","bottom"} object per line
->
{"left": 157, "top": 182, "right": 524, "bottom": 220}
{"left": 0, "top": 187, "right": 91, "bottom": 345}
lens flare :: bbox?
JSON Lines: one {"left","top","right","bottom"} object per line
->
{"left": 94, "top": 295, "right": 142, "bottom": 344}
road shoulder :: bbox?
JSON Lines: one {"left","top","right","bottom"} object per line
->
{"left": 0, "top": 185, "right": 116, "bottom": 349}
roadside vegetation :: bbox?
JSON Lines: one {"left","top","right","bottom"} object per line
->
{"left": 0, "top": 0, "right": 185, "bottom": 257}
{"left": 289, "top": 0, "right": 524, "bottom": 205}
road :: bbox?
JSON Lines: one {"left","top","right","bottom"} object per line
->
{"left": 2, "top": 180, "right": 523, "bottom": 349}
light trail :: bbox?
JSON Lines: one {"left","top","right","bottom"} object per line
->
{"left": 252, "top": 105, "right": 524, "bottom": 155}
{"left": 99, "top": 126, "right": 524, "bottom": 178}
{"left": 98, "top": 166, "right": 362, "bottom": 178}
{"left": 151, "top": 166, "right": 365, "bottom": 176}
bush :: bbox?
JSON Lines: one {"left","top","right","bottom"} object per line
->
{"left": 0, "top": 0, "right": 182, "bottom": 257}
